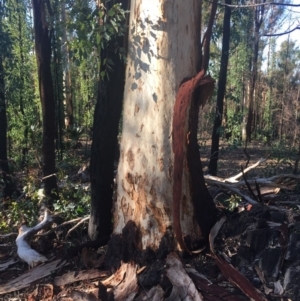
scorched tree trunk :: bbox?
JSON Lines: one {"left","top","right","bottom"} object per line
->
{"left": 32, "top": 0, "right": 58, "bottom": 200}
{"left": 110, "top": 0, "right": 217, "bottom": 262}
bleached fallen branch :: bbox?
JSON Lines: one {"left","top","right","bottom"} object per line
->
{"left": 0, "top": 232, "right": 18, "bottom": 238}
{"left": 37, "top": 215, "right": 89, "bottom": 237}
{"left": 205, "top": 157, "right": 267, "bottom": 183}
{"left": 232, "top": 174, "right": 300, "bottom": 190}
{"left": 16, "top": 210, "right": 53, "bottom": 268}
{"left": 65, "top": 216, "right": 90, "bottom": 239}
{"left": 204, "top": 155, "right": 299, "bottom": 206}
{"left": 206, "top": 174, "right": 300, "bottom": 190}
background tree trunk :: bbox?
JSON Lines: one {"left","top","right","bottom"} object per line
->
{"left": 113, "top": 0, "right": 216, "bottom": 254}
{"left": 0, "top": 50, "right": 13, "bottom": 197}
{"left": 246, "top": 1, "right": 265, "bottom": 142}
{"left": 32, "top": 0, "right": 58, "bottom": 200}
{"left": 61, "top": 1, "right": 73, "bottom": 128}
{"left": 0, "top": 2, "right": 14, "bottom": 197}
{"left": 208, "top": 0, "right": 232, "bottom": 176}
{"left": 88, "top": 0, "right": 129, "bottom": 241}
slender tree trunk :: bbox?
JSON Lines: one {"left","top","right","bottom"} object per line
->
{"left": 52, "top": 30, "right": 64, "bottom": 161}
{"left": 201, "top": 0, "right": 218, "bottom": 71}
{"left": 111, "top": 0, "right": 217, "bottom": 261}
{"left": 0, "top": 1, "right": 14, "bottom": 197}
{"left": 32, "top": 0, "right": 58, "bottom": 200}
{"left": 280, "top": 35, "right": 290, "bottom": 142}
{"left": 208, "top": 0, "right": 231, "bottom": 176}
{"left": 17, "top": 2, "right": 30, "bottom": 172}
{"left": 61, "top": 1, "right": 73, "bottom": 128}
{"left": 246, "top": 0, "right": 265, "bottom": 142}
{"left": 88, "top": 0, "right": 130, "bottom": 241}
{"left": 0, "top": 50, "right": 14, "bottom": 197}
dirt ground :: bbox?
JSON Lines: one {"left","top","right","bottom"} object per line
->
{"left": 1, "top": 140, "right": 300, "bottom": 301}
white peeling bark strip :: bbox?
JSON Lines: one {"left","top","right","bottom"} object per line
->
{"left": 166, "top": 253, "right": 204, "bottom": 301}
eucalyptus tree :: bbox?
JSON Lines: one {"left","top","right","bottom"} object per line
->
{"left": 245, "top": 0, "right": 266, "bottom": 142}
{"left": 0, "top": 0, "right": 14, "bottom": 197}
{"left": 272, "top": 39, "right": 300, "bottom": 142}
{"left": 225, "top": 5, "right": 253, "bottom": 141}
{"left": 61, "top": 0, "right": 73, "bottom": 128}
{"left": 89, "top": 0, "right": 129, "bottom": 241}
{"left": 245, "top": 0, "right": 288, "bottom": 142}
{"left": 107, "top": 0, "right": 218, "bottom": 258}
{"left": 209, "top": 0, "right": 232, "bottom": 176}
{"left": 264, "top": 37, "right": 276, "bottom": 141}
{"left": 32, "top": 0, "right": 58, "bottom": 200}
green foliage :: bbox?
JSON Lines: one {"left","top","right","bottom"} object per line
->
{"left": 0, "top": 179, "right": 91, "bottom": 231}
{"left": 53, "top": 182, "right": 90, "bottom": 220}
{"left": 3, "top": 0, "right": 41, "bottom": 164}
{"left": 225, "top": 195, "right": 241, "bottom": 211}
{"left": 0, "top": 185, "right": 40, "bottom": 230}
{"left": 214, "top": 191, "right": 241, "bottom": 212}
{"left": 68, "top": 2, "right": 128, "bottom": 80}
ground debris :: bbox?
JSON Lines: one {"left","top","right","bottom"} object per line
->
{"left": 166, "top": 253, "right": 203, "bottom": 301}
{"left": 0, "top": 259, "right": 62, "bottom": 295}
{"left": 54, "top": 269, "right": 109, "bottom": 287}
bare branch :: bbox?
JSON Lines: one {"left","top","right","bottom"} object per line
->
{"left": 264, "top": 25, "right": 300, "bottom": 36}
{"left": 215, "top": 1, "right": 300, "bottom": 8}
{"left": 206, "top": 157, "right": 267, "bottom": 183}
{"left": 36, "top": 215, "right": 89, "bottom": 237}
{"left": 65, "top": 216, "right": 90, "bottom": 239}
{"left": 241, "top": 167, "right": 260, "bottom": 203}
{"left": 0, "top": 232, "right": 18, "bottom": 238}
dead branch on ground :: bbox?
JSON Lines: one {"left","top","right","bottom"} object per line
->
{"left": 65, "top": 216, "right": 89, "bottom": 239}
{"left": 16, "top": 210, "right": 53, "bottom": 268}
{"left": 37, "top": 215, "right": 89, "bottom": 237}
{"left": 204, "top": 157, "right": 300, "bottom": 205}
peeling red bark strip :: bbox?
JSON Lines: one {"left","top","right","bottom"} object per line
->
{"left": 209, "top": 218, "right": 268, "bottom": 301}
{"left": 186, "top": 74, "right": 217, "bottom": 240}
{"left": 172, "top": 70, "right": 215, "bottom": 252}
{"left": 278, "top": 223, "right": 288, "bottom": 270}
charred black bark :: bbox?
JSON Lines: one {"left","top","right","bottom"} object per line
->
{"left": 88, "top": 0, "right": 129, "bottom": 241}
{"left": 32, "top": 0, "right": 58, "bottom": 201}
{"left": 0, "top": 53, "right": 14, "bottom": 197}
{"left": 208, "top": 0, "right": 232, "bottom": 176}
{"left": 187, "top": 80, "right": 218, "bottom": 241}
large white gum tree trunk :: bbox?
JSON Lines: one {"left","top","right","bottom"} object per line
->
{"left": 113, "top": 0, "right": 213, "bottom": 252}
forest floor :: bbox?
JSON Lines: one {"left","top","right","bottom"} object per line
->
{"left": 0, "top": 139, "right": 300, "bottom": 301}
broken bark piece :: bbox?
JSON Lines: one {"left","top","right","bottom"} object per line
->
{"left": 27, "top": 284, "right": 53, "bottom": 301}
{"left": 54, "top": 269, "right": 109, "bottom": 287}
{"left": 166, "top": 253, "right": 204, "bottom": 301}
{"left": 102, "top": 262, "right": 127, "bottom": 287}
{"left": 113, "top": 262, "right": 138, "bottom": 301}
{"left": 0, "top": 258, "right": 18, "bottom": 271}
{"left": 0, "top": 259, "right": 62, "bottom": 295}
{"left": 71, "top": 290, "right": 100, "bottom": 301}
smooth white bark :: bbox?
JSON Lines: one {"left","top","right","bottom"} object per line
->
{"left": 114, "top": 0, "right": 201, "bottom": 248}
